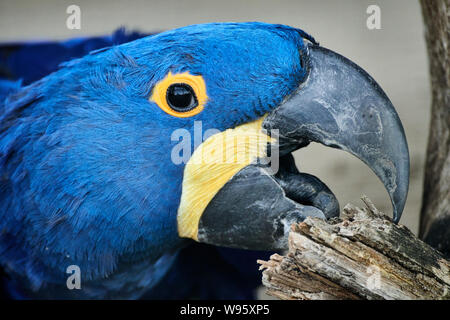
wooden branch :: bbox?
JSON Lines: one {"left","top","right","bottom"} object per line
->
{"left": 258, "top": 197, "right": 450, "bottom": 300}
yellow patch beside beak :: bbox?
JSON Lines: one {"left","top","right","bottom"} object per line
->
{"left": 177, "top": 116, "right": 275, "bottom": 240}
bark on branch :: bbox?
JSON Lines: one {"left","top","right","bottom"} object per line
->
{"left": 419, "top": 0, "right": 450, "bottom": 254}
{"left": 258, "top": 197, "right": 450, "bottom": 300}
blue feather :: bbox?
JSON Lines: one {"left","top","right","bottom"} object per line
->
{"left": 0, "top": 28, "right": 149, "bottom": 85}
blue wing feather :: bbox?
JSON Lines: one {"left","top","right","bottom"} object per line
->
{"left": 0, "top": 28, "right": 149, "bottom": 85}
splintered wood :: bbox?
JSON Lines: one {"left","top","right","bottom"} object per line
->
{"left": 258, "top": 196, "right": 450, "bottom": 300}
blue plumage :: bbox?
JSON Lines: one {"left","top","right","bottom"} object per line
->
{"left": 0, "top": 22, "right": 313, "bottom": 299}
{"left": 0, "top": 28, "right": 149, "bottom": 86}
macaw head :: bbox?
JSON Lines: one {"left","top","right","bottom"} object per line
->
{"left": 3, "top": 23, "right": 409, "bottom": 281}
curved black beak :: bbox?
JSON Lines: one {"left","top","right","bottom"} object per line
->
{"left": 264, "top": 44, "right": 410, "bottom": 223}
{"left": 188, "top": 43, "right": 410, "bottom": 252}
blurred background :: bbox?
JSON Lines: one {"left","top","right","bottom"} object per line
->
{"left": 0, "top": 0, "right": 430, "bottom": 234}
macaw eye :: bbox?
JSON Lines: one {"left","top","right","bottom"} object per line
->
{"left": 150, "top": 72, "right": 208, "bottom": 118}
{"left": 166, "top": 83, "right": 198, "bottom": 112}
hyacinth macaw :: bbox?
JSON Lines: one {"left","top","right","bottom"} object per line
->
{"left": 0, "top": 22, "right": 409, "bottom": 299}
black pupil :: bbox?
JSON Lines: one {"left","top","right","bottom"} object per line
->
{"left": 166, "top": 84, "right": 197, "bottom": 112}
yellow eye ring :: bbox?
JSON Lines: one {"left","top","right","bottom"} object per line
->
{"left": 150, "top": 72, "right": 208, "bottom": 118}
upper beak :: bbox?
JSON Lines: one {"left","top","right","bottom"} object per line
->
{"left": 263, "top": 44, "right": 410, "bottom": 223}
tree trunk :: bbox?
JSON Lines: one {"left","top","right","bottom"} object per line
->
{"left": 258, "top": 197, "right": 450, "bottom": 300}
{"left": 419, "top": 0, "right": 450, "bottom": 255}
